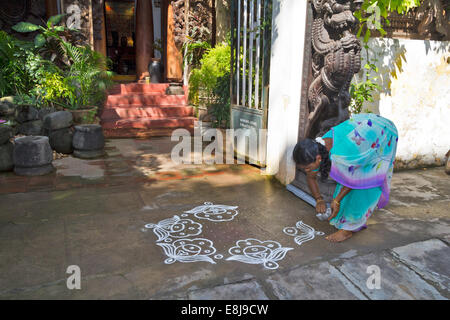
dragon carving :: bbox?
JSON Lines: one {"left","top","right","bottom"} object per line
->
{"left": 306, "top": 0, "right": 363, "bottom": 138}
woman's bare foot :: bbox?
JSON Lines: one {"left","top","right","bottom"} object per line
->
{"left": 325, "top": 229, "right": 353, "bottom": 242}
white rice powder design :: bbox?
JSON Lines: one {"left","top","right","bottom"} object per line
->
{"left": 226, "top": 238, "right": 293, "bottom": 270}
{"left": 182, "top": 202, "right": 239, "bottom": 222}
{"left": 143, "top": 206, "right": 323, "bottom": 268}
{"left": 157, "top": 238, "right": 219, "bottom": 264}
{"left": 283, "top": 220, "right": 324, "bottom": 246}
{"left": 144, "top": 215, "right": 202, "bottom": 242}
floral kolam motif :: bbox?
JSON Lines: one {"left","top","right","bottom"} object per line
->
{"left": 144, "top": 215, "right": 202, "bottom": 242}
{"left": 143, "top": 206, "right": 323, "bottom": 269}
{"left": 226, "top": 238, "right": 293, "bottom": 270}
{"left": 157, "top": 238, "right": 219, "bottom": 264}
{"left": 283, "top": 220, "right": 325, "bottom": 246}
{"left": 182, "top": 202, "right": 239, "bottom": 222}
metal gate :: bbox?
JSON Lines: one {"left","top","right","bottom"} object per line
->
{"left": 230, "top": 0, "right": 273, "bottom": 166}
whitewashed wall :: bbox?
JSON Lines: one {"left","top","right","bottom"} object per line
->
{"left": 357, "top": 38, "right": 450, "bottom": 168}
{"left": 265, "top": 0, "right": 308, "bottom": 184}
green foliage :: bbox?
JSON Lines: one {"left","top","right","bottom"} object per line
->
{"left": 0, "top": 31, "right": 26, "bottom": 96}
{"left": 35, "top": 72, "right": 75, "bottom": 107}
{"left": 189, "top": 43, "right": 231, "bottom": 128}
{"left": 350, "top": 45, "right": 381, "bottom": 114}
{"left": 350, "top": 45, "right": 382, "bottom": 114}
{"left": 1, "top": 14, "right": 113, "bottom": 111}
{"left": 47, "top": 14, "right": 66, "bottom": 27}
{"left": 62, "top": 44, "right": 113, "bottom": 110}
{"left": 209, "top": 73, "right": 231, "bottom": 128}
{"left": 11, "top": 22, "right": 41, "bottom": 33}
{"left": 355, "top": 0, "right": 421, "bottom": 40}
{"left": 13, "top": 14, "right": 88, "bottom": 70}
{"left": 182, "top": 37, "right": 212, "bottom": 70}
{"left": 0, "top": 31, "right": 59, "bottom": 98}
{"left": 350, "top": 0, "right": 420, "bottom": 114}
{"left": 12, "top": 15, "right": 72, "bottom": 55}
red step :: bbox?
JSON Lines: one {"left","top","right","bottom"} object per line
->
{"left": 106, "top": 93, "right": 187, "bottom": 106}
{"left": 102, "top": 83, "right": 194, "bottom": 138}
{"left": 101, "top": 106, "right": 194, "bottom": 120}
{"left": 102, "top": 127, "right": 195, "bottom": 138}
{"left": 107, "top": 83, "right": 169, "bottom": 94}
{"left": 107, "top": 83, "right": 189, "bottom": 95}
{"left": 120, "top": 83, "right": 170, "bottom": 94}
{"left": 107, "top": 85, "right": 122, "bottom": 95}
{"left": 101, "top": 116, "right": 196, "bottom": 129}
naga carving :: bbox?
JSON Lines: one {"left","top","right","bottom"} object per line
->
{"left": 0, "top": 0, "right": 30, "bottom": 24}
{"left": 306, "top": 0, "right": 363, "bottom": 138}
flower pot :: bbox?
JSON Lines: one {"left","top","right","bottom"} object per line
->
{"left": 69, "top": 107, "right": 98, "bottom": 125}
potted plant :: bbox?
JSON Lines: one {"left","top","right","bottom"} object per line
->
{"left": 62, "top": 45, "right": 113, "bottom": 124}
{"left": 9, "top": 14, "right": 113, "bottom": 123}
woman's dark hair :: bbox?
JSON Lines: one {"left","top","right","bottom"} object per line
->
{"left": 292, "top": 139, "right": 331, "bottom": 182}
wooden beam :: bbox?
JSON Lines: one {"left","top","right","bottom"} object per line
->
{"left": 45, "top": 0, "right": 59, "bottom": 19}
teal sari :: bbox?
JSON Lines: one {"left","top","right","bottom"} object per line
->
{"left": 322, "top": 113, "right": 398, "bottom": 231}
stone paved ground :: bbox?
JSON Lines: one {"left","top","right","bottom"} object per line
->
{"left": 0, "top": 137, "right": 449, "bottom": 299}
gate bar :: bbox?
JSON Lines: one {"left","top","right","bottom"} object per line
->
{"left": 242, "top": 0, "right": 247, "bottom": 106}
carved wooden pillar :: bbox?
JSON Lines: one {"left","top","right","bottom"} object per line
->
{"left": 304, "top": 0, "right": 362, "bottom": 138}
{"left": 290, "top": 0, "right": 363, "bottom": 203}
{"left": 45, "top": 0, "right": 59, "bottom": 19}
{"left": 135, "top": 0, "right": 154, "bottom": 80}
{"left": 166, "top": 0, "right": 183, "bottom": 81}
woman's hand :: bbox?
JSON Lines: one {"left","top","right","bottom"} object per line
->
{"left": 315, "top": 199, "right": 326, "bottom": 214}
{"left": 328, "top": 199, "right": 340, "bottom": 221}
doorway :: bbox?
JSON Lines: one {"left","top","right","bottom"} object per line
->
{"left": 105, "top": 0, "right": 136, "bottom": 77}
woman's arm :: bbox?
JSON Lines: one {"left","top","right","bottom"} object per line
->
{"left": 328, "top": 186, "right": 352, "bottom": 221}
{"left": 335, "top": 186, "right": 352, "bottom": 202}
{"left": 306, "top": 172, "right": 326, "bottom": 213}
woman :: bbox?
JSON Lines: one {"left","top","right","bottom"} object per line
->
{"left": 293, "top": 113, "right": 398, "bottom": 242}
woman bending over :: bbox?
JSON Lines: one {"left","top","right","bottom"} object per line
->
{"left": 293, "top": 113, "right": 398, "bottom": 242}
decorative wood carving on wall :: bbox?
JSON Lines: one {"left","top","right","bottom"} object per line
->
{"left": 173, "top": 0, "right": 214, "bottom": 47}
{"left": 171, "top": 0, "right": 186, "bottom": 48}
{"left": 305, "top": 0, "right": 363, "bottom": 138}
{"left": 0, "top": 0, "right": 31, "bottom": 24}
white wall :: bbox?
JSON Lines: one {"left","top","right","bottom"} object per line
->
{"left": 265, "top": 0, "right": 308, "bottom": 184}
{"left": 356, "top": 38, "right": 450, "bottom": 168}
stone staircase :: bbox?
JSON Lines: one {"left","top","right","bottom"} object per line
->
{"left": 100, "top": 83, "right": 196, "bottom": 138}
